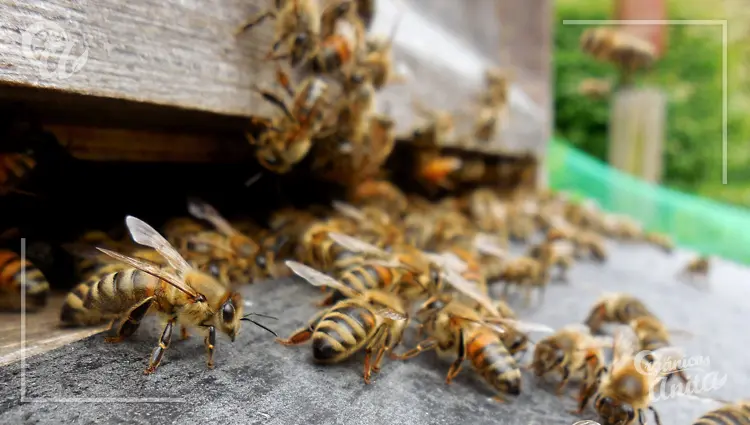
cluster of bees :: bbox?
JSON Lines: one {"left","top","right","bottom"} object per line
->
{"left": 1, "top": 174, "right": 735, "bottom": 424}
{"left": 235, "top": 0, "right": 513, "bottom": 188}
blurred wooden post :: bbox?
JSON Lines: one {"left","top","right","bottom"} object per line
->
{"left": 608, "top": 0, "right": 668, "bottom": 183}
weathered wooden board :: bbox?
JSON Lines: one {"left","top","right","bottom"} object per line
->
{"left": 0, "top": 0, "right": 551, "bottom": 161}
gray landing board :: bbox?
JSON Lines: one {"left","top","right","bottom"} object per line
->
{"left": 1, "top": 242, "right": 748, "bottom": 425}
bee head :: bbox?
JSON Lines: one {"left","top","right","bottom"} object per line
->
{"left": 596, "top": 396, "right": 635, "bottom": 425}
{"left": 531, "top": 340, "right": 565, "bottom": 376}
{"left": 218, "top": 292, "right": 243, "bottom": 342}
{"left": 291, "top": 33, "right": 314, "bottom": 66}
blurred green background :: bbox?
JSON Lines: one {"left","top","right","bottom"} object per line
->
{"left": 554, "top": 0, "right": 750, "bottom": 206}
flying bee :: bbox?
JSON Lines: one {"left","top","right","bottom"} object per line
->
{"left": 187, "top": 199, "right": 260, "bottom": 270}
{"left": 580, "top": 27, "right": 619, "bottom": 62}
{"left": 531, "top": 324, "right": 610, "bottom": 413}
{"left": 591, "top": 326, "right": 682, "bottom": 425}
{"left": 578, "top": 78, "right": 612, "bottom": 99}
{"left": 238, "top": 0, "right": 322, "bottom": 66}
{"left": 280, "top": 261, "right": 409, "bottom": 384}
{"left": 643, "top": 232, "right": 674, "bottom": 254}
{"left": 247, "top": 66, "right": 332, "bottom": 173}
{"left": 629, "top": 315, "right": 690, "bottom": 384}
{"left": 60, "top": 216, "right": 277, "bottom": 374}
{"left": 584, "top": 293, "right": 654, "bottom": 335}
{"left": 691, "top": 400, "right": 750, "bottom": 425}
{"left": 0, "top": 249, "right": 49, "bottom": 312}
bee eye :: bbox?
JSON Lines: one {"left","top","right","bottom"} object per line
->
{"left": 294, "top": 33, "right": 308, "bottom": 46}
{"left": 222, "top": 302, "right": 235, "bottom": 323}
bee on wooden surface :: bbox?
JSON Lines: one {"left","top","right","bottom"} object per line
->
{"left": 0, "top": 249, "right": 49, "bottom": 312}
{"left": 392, "top": 289, "right": 550, "bottom": 401}
{"left": 360, "top": 17, "right": 406, "bottom": 90}
{"left": 691, "top": 401, "right": 750, "bottom": 425}
{"left": 248, "top": 66, "right": 331, "bottom": 173}
{"left": 531, "top": 324, "right": 610, "bottom": 412}
{"left": 497, "top": 256, "right": 549, "bottom": 307}
{"left": 311, "top": 14, "right": 366, "bottom": 75}
{"left": 188, "top": 199, "right": 260, "bottom": 270}
{"left": 629, "top": 315, "right": 690, "bottom": 384}
{"left": 643, "top": 232, "right": 674, "bottom": 254}
{"left": 237, "top": 0, "right": 322, "bottom": 66}
{"left": 584, "top": 293, "right": 654, "bottom": 335}
{"left": 591, "top": 326, "right": 681, "bottom": 425}
{"left": 350, "top": 179, "right": 408, "bottom": 217}
{"left": 679, "top": 255, "right": 710, "bottom": 284}
{"left": 60, "top": 216, "right": 277, "bottom": 374}
{"left": 279, "top": 261, "right": 409, "bottom": 384}
{"left": 572, "top": 230, "right": 608, "bottom": 263}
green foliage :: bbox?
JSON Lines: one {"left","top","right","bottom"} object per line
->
{"left": 554, "top": 1, "right": 750, "bottom": 206}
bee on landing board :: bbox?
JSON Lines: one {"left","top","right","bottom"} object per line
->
{"left": 583, "top": 293, "right": 655, "bottom": 335}
{"left": 279, "top": 261, "right": 409, "bottom": 384}
{"left": 60, "top": 216, "right": 277, "bottom": 374}
{"left": 589, "top": 326, "right": 681, "bottom": 425}
{"left": 531, "top": 324, "right": 610, "bottom": 413}
{"left": 0, "top": 249, "right": 49, "bottom": 312}
{"left": 247, "top": 65, "right": 332, "bottom": 173}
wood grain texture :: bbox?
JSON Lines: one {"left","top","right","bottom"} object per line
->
{"left": 0, "top": 0, "right": 551, "bottom": 160}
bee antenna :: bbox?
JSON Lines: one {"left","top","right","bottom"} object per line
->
{"left": 243, "top": 312, "right": 279, "bottom": 320}
{"left": 240, "top": 317, "right": 278, "bottom": 336}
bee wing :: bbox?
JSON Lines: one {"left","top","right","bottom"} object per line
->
{"left": 442, "top": 269, "right": 500, "bottom": 317}
{"left": 612, "top": 324, "right": 640, "bottom": 363}
{"left": 492, "top": 318, "right": 555, "bottom": 334}
{"left": 331, "top": 201, "right": 366, "bottom": 221}
{"left": 96, "top": 248, "right": 199, "bottom": 299}
{"left": 424, "top": 251, "right": 468, "bottom": 274}
{"left": 327, "top": 232, "right": 390, "bottom": 258}
{"left": 375, "top": 308, "right": 408, "bottom": 322}
{"left": 124, "top": 216, "right": 193, "bottom": 277}
{"left": 187, "top": 199, "right": 237, "bottom": 237}
{"left": 473, "top": 233, "right": 506, "bottom": 259}
{"left": 285, "top": 260, "right": 357, "bottom": 296}
{"left": 63, "top": 242, "right": 111, "bottom": 260}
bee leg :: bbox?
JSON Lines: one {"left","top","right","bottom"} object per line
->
{"left": 276, "top": 309, "right": 326, "bottom": 345}
{"left": 571, "top": 382, "right": 597, "bottom": 415}
{"left": 180, "top": 326, "right": 191, "bottom": 341}
{"left": 105, "top": 296, "right": 155, "bottom": 343}
{"left": 204, "top": 325, "right": 216, "bottom": 369}
{"left": 555, "top": 366, "right": 571, "bottom": 396}
{"left": 445, "top": 330, "right": 466, "bottom": 385}
{"left": 363, "top": 324, "right": 388, "bottom": 384}
{"left": 389, "top": 337, "right": 437, "bottom": 360}
{"left": 144, "top": 317, "right": 176, "bottom": 375}
{"left": 371, "top": 346, "right": 387, "bottom": 374}
{"left": 648, "top": 406, "right": 662, "bottom": 425}
{"left": 638, "top": 409, "right": 647, "bottom": 425}
{"left": 236, "top": 9, "right": 276, "bottom": 35}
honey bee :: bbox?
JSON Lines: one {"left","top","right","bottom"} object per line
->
{"left": 311, "top": 14, "right": 365, "bottom": 74}
{"left": 247, "top": 66, "right": 331, "bottom": 173}
{"left": 0, "top": 249, "right": 49, "bottom": 311}
{"left": 527, "top": 237, "right": 576, "bottom": 282}
{"left": 279, "top": 261, "right": 409, "bottom": 384}
{"left": 531, "top": 324, "right": 610, "bottom": 413}
{"left": 497, "top": 256, "right": 549, "bottom": 307}
{"left": 584, "top": 293, "right": 654, "bottom": 335}
{"left": 238, "top": 0, "right": 322, "bottom": 66}
{"left": 629, "top": 315, "right": 690, "bottom": 384}
{"left": 416, "top": 153, "right": 462, "bottom": 191}
{"left": 392, "top": 293, "right": 542, "bottom": 401}
{"left": 187, "top": 199, "right": 260, "bottom": 269}
{"left": 411, "top": 102, "right": 455, "bottom": 148}
{"left": 467, "top": 188, "right": 508, "bottom": 240}
{"left": 163, "top": 217, "right": 207, "bottom": 249}
{"left": 578, "top": 78, "right": 612, "bottom": 99}
{"left": 60, "top": 216, "right": 277, "bottom": 374}
{"left": 580, "top": 27, "right": 618, "bottom": 62}
{"left": 644, "top": 232, "right": 674, "bottom": 254}
{"left": 591, "top": 326, "right": 681, "bottom": 425}
{"left": 691, "top": 401, "right": 750, "bottom": 425}
{"left": 360, "top": 17, "right": 406, "bottom": 90}
{"left": 680, "top": 255, "right": 710, "bottom": 282}
{"left": 350, "top": 179, "right": 408, "bottom": 217}
{"left": 572, "top": 230, "right": 608, "bottom": 263}
{"left": 0, "top": 152, "right": 38, "bottom": 196}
